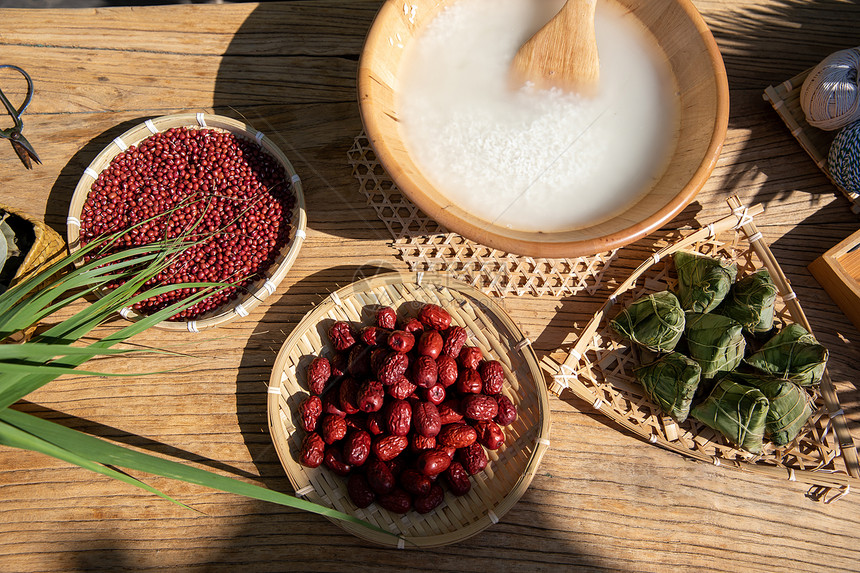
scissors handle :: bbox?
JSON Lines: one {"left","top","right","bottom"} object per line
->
{"left": 0, "top": 65, "right": 40, "bottom": 168}
{"left": 0, "top": 64, "right": 35, "bottom": 121}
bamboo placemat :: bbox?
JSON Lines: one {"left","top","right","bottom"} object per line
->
{"left": 764, "top": 68, "right": 860, "bottom": 214}
{"left": 348, "top": 133, "right": 617, "bottom": 298}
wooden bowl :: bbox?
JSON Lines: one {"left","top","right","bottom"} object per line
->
{"left": 267, "top": 272, "right": 551, "bottom": 547}
{"left": 67, "top": 113, "right": 307, "bottom": 332}
{"left": 358, "top": 0, "right": 729, "bottom": 258}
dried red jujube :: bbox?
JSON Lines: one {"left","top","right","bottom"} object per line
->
{"left": 306, "top": 356, "right": 330, "bottom": 395}
{"left": 376, "top": 306, "right": 397, "bottom": 330}
{"left": 298, "top": 395, "right": 322, "bottom": 432}
{"left": 479, "top": 360, "right": 505, "bottom": 395}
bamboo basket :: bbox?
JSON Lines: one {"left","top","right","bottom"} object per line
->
{"left": 66, "top": 113, "right": 307, "bottom": 332}
{"left": 763, "top": 69, "right": 860, "bottom": 214}
{"left": 542, "top": 196, "right": 859, "bottom": 502}
{"left": 267, "top": 272, "right": 551, "bottom": 548}
{"left": 0, "top": 202, "right": 66, "bottom": 288}
{"left": 0, "top": 203, "right": 66, "bottom": 342}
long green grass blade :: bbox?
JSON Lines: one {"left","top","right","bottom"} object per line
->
{"left": 0, "top": 286, "right": 223, "bottom": 410}
{"left": 0, "top": 343, "right": 144, "bottom": 361}
{"left": 0, "top": 248, "right": 166, "bottom": 334}
{"left": 0, "top": 418, "right": 189, "bottom": 508}
{"left": 0, "top": 361, "right": 182, "bottom": 378}
{"left": 0, "top": 408, "right": 395, "bottom": 538}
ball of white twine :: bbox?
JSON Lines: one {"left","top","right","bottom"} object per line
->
{"left": 800, "top": 46, "right": 860, "bottom": 131}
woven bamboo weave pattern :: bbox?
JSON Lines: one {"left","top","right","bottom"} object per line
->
{"left": 267, "top": 273, "right": 550, "bottom": 548}
{"left": 542, "top": 198, "right": 858, "bottom": 500}
{"left": 347, "top": 133, "right": 616, "bottom": 298}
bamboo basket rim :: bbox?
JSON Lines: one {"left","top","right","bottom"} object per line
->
{"left": 267, "top": 271, "right": 551, "bottom": 548}
{"left": 66, "top": 112, "right": 307, "bottom": 332}
{"left": 544, "top": 196, "right": 859, "bottom": 502}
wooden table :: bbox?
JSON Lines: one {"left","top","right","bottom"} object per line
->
{"left": 1, "top": 1, "right": 859, "bottom": 571}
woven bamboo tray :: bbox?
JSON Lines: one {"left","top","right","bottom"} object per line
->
{"left": 764, "top": 69, "right": 860, "bottom": 214}
{"left": 542, "top": 196, "right": 859, "bottom": 502}
{"left": 66, "top": 113, "right": 307, "bottom": 332}
{"left": 267, "top": 272, "right": 551, "bottom": 548}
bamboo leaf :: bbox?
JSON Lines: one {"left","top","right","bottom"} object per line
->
{"left": 0, "top": 418, "right": 189, "bottom": 508}
{"left": 0, "top": 343, "right": 144, "bottom": 361}
{"left": 0, "top": 408, "right": 395, "bottom": 538}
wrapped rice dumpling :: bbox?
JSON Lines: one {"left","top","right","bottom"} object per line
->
{"left": 715, "top": 269, "right": 778, "bottom": 333}
{"left": 610, "top": 291, "right": 685, "bottom": 353}
{"left": 673, "top": 251, "right": 738, "bottom": 313}
{"left": 690, "top": 376, "right": 770, "bottom": 454}
{"left": 746, "top": 323, "right": 828, "bottom": 386}
{"left": 685, "top": 312, "right": 746, "bottom": 378}
{"left": 720, "top": 372, "right": 814, "bottom": 446}
{"left": 633, "top": 352, "right": 702, "bottom": 422}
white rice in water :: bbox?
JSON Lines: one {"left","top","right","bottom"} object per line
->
{"left": 397, "top": 0, "right": 680, "bottom": 232}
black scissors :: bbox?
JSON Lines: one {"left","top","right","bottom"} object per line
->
{"left": 0, "top": 65, "right": 41, "bottom": 169}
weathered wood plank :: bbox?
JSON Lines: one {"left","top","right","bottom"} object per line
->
{"left": 0, "top": 1, "right": 858, "bottom": 572}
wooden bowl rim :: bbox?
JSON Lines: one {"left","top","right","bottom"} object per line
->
{"left": 67, "top": 112, "right": 307, "bottom": 331}
{"left": 357, "top": 0, "right": 730, "bottom": 258}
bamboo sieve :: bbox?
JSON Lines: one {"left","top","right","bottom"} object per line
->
{"left": 67, "top": 113, "right": 307, "bottom": 332}
{"left": 267, "top": 272, "right": 551, "bottom": 548}
{"left": 542, "top": 196, "right": 859, "bottom": 502}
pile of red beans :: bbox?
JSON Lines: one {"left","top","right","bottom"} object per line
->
{"left": 80, "top": 127, "right": 295, "bottom": 320}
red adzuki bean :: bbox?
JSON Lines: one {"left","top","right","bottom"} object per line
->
{"left": 79, "top": 127, "right": 295, "bottom": 320}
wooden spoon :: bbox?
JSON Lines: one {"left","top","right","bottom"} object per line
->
{"left": 509, "top": 0, "right": 600, "bottom": 96}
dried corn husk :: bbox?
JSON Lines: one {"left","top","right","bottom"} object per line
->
{"left": 609, "top": 290, "right": 685, "bottom": 353}
{"left": 673, "top": 250, "right": 737, "bottom": 313}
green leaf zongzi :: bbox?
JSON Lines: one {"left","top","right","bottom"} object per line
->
{"left": 715, "top": 269, "right": 778, "bottom": 333}
{"left": 746, "top": 323, "right": 828, "bottom": 386}
{"left": 690, "top": 376, "right": 770, "bottom": 454}
{"left": 610, "top": 291, "right": 685, "bottom": 353}
{"left": 723, "top": 372, "right": 814, "bottom": 446}
{"left": 685, "top": 312, "right": 746, "bottom": 379}
{"left": 673, "top": 251, "right": 738, "bottom": 313}
{"left": 633, "top": 352, "right": 702, "bottom": 422}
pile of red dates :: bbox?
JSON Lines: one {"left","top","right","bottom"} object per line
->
{"left": 297, "top": 303, "right": 517, "bottom": 515}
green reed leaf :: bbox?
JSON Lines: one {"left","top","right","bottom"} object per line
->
{"left": 0, "top": 408, "right": 394, "bottom": 537}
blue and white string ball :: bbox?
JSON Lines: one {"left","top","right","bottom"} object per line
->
{"left": 828, "top": 120, "right": 860, "bottom": 195}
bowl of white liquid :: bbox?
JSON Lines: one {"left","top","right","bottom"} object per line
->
{"left": 358, "top": 0, "right": 729, "bottom": 258}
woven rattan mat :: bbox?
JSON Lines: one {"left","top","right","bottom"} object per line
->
{"left": 348, "top": 133, "right": 616, "bottom": 298}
